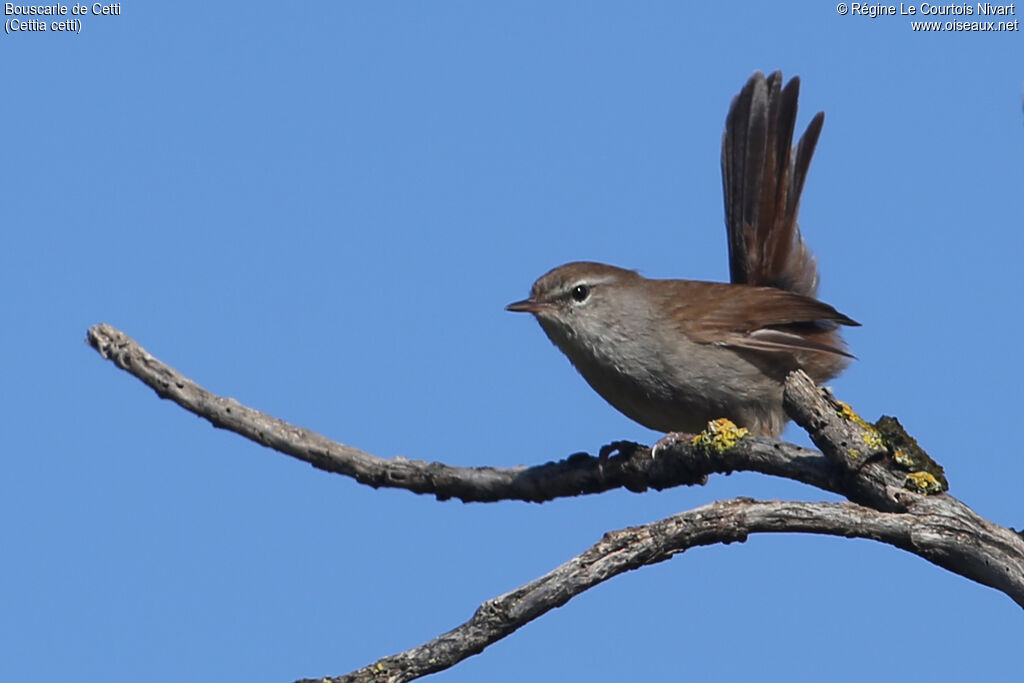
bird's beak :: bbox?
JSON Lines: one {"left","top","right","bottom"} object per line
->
{"left": 505, "top": 298, "right": 545, "bottom": 313}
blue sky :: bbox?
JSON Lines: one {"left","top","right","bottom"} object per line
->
{"left": 4, "top": 3, "right": 1022, "bottom": 681}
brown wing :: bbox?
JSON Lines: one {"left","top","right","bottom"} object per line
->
{"left": 666, "top": 281, "right": 858, "bottom": 358}
{"left": 722, "top": 71, "right": 824, "bottom": 297}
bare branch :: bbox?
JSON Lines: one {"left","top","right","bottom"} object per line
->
{"left": 86, "top": 323, "right": 842, "bottom": 502}
{"left": 300, "top": 497, "right": 1024, "bottom": 683}
{"left": 784, "top": 370, "right": 908, "bottom": 510}
{"left": 87, "top": 323, "right": 1024, "bottom": 683}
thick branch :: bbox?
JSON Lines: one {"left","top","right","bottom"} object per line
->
{"left": 784, "top": 370, "right": 910, "bottom": 510}
{"left": 86, "top": 323, "right": 842, "bottom": 502}
{"left": 302, "top": 497, "right": 1024, "bottom": 683}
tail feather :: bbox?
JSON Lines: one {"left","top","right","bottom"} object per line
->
{"left": 722, "top": 71, "right": 824, "bottom": 298}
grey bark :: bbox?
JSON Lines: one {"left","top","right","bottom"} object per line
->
{"left": 86, "top": 323, "right": 1024, "bottom": 683}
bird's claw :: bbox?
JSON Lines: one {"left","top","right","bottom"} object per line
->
{"left": 651, "top": 431, "right": 692, "bottom": 458}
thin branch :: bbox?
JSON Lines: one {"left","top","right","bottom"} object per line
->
{"left": 87, "top": 322, "right": 1024, "bottom": 683}
{"left": 299, "top": 497, "right": 1024, "bottom": 683}
{"left": 86, "top": 323, "right": 842, "bottom": 502}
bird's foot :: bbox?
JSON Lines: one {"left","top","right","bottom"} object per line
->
{"left": 598, "top": 441, "right": 644, "bottom": 460}
{"left": 651, "top": 431, "right": 693, "bottom": 458}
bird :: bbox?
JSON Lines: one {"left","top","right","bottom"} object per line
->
{"left": 506, "top": 71, "right": 858, "bottom": 437}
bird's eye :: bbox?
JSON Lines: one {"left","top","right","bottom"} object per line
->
{"left": 571, "top": 284, "right": 590, "bottom": 302}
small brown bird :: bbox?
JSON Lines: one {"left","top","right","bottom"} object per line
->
{"left": 507, "top": 71, "right": 857, "bottom": 437}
